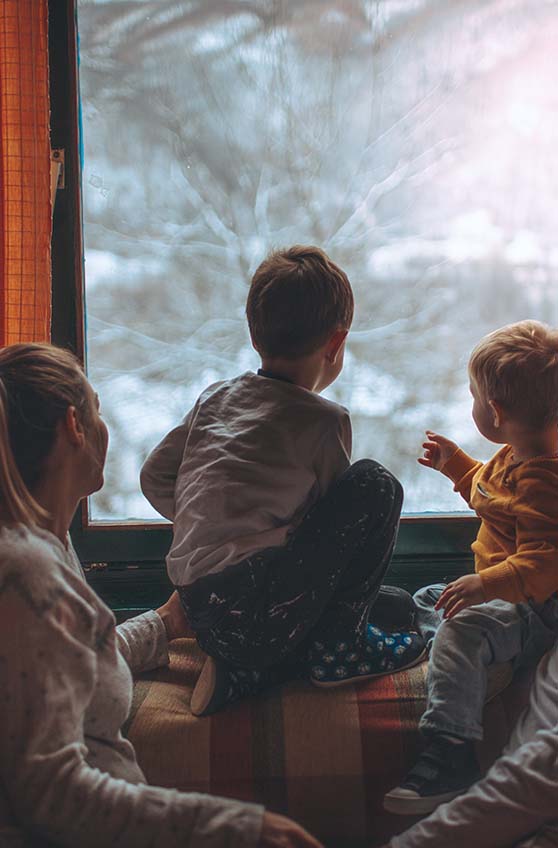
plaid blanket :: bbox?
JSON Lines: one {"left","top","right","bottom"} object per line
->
{"left": 126, "top": 638, "right": 528, "bottom": 848}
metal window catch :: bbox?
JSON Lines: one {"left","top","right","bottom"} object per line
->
{"left": 86, "top": 561, "right": 109, "bottom": 572}
{"left": 51, "top": 148, "right": 65, "bottom": 188}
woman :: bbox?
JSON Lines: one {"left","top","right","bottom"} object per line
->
{"left": 0, "top": 342, "right": 321, "bottom": 848}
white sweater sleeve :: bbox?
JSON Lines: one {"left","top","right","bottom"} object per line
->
{"left": 115, "top": 609, "right": 170, "bottom": 674}
{"left": 140, "top": 407, "right": 197, "bottom": 520}
{"left": 0, "top": 582, "right": 263, "bottom": 848}
{"left": 389, "top": 727, "right": 558, "bottom": 848}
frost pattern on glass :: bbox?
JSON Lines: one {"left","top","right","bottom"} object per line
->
{"left": 78, "top": 0, "right": 558, "bottom": 520}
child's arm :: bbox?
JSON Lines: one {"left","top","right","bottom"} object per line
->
{"left": 140, "top": 408, "right": 196, "bottom": 521}
{"left": 477, "top": 490, "right": 558, "bottom": 606}
{"left": 439, "top": 471, "right": 558, "bottom": 613}
{"left": 436, "top": 504, "right": 558, "bottom": 615}
{"left": 420, "top": 430, "right": 483, "bottom": 504}
{"left": 314, "top": 411, "right": 352, "bottom": 495}
{"left": 420, "top": 431, "right": 486, "bottom": 619}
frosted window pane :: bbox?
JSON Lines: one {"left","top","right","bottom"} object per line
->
{"left": 77, "top": 0, "right": 558, "bottom": 521}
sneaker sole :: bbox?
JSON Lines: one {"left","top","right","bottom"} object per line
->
{"left": 190, "top": 656, "right": 216, "bottom": 716}
{"left": 383, "top": 786, "right": 466, "bottom": 816}
{"left": 311, "top": 647, "right": 428, "bottom": 689}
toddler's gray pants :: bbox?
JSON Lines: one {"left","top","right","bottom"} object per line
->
{"left": 414, "top": 583, "right": 558, "bottom": 741}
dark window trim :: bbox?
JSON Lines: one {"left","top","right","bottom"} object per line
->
{"left": 49, "top": 0, "right": 83, "bottom": 358}
{"left": 49, "top": 0, "right": 477, "bottom": 605}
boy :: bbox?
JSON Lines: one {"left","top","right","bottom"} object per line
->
{"left": 384, "top": 320, "right": 558, "bottom": 816}
{"left": 141, "top": 245, "right": 424, "bottom": 716}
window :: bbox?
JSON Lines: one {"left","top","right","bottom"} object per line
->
{"left": 50, "top": 0, "right": 558, "bottom": 592}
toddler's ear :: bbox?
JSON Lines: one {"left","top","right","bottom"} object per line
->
{"left": 326, "top": 329, "right": 348, "bottom": 363}
{"left": 488, "top": 399, "right": 502, "bottom": 428}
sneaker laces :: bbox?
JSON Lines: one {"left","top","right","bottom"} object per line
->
{"left": 404, "top": 736, "right": 472, "bottom": 786}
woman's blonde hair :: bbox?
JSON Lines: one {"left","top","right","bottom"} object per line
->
{"left": 0, "top": 343, "right": 91, "bottom": 526}
{"left": 469, "top": 320, "right": 558, "bottom": 428}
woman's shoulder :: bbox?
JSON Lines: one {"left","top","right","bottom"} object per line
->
{"left": 0, "top": 523, "right": 66, "bottom": 581}
{"left": 0, "top": 523, "right": 111, "bottom": 641}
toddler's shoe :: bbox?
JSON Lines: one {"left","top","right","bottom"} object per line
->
{"left": 190, "top": 656, "right": 264, "bottom": 717}
{"left": 383, "top": 734, "right": 480, "bottom": 815}
{"left": 309, "top": 624, "right": 426, "bottom": 688}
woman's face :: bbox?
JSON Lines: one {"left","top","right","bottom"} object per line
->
{"left": 81, "top": 381, "right": 109, "bottom": 495}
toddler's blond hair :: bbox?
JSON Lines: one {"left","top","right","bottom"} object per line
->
{"left": 469, "top": 320, "right": 558, "bottom": 428}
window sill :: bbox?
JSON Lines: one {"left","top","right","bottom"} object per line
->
{"left": 79, "top": 513, "right": 478, "bottom": 613}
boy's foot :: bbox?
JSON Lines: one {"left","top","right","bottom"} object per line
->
{"left": 309, "top": 625, "right": 426, "bottom": 688}
{"left": 383, "top": 735, "right": 480, "bottom": 815}
{"left": 191, "top": 653, "right": 305, "bottom": 717}
{"left": 190, "top": 656, "right": 264, "bottom": 717}
{"left": 368, "top": 585, "right": 418, "bottom": 631}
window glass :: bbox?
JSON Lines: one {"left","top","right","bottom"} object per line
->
{"left": 78, "top": 0, "right": 558, "bottom": 520}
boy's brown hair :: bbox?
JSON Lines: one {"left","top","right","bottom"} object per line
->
{"left": 246, "top": 245, "right": 354, "bottom": 359}
{"left": 469, "top": 320, "right": 558, "bottom": 428}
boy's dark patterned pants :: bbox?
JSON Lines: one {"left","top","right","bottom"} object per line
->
{"left": 178, "top": 459, "right": 403, "bottom": 675}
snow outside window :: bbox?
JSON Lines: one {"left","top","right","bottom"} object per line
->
{"left": 78, "top": 0, "right": 558, "bottom": 521}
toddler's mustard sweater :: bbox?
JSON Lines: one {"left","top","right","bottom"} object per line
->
{"left": 442, "top": 445, "right": 558, "bottom": 604}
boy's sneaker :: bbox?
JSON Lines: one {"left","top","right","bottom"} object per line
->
{"left": 383, "top": 735, "right": 480, "bottom": 815}
{"left": 191, "top": 656, "right": 264, "bottom": 717}
{"left": 310, "top": 624, "right": 426, "bottom": 687}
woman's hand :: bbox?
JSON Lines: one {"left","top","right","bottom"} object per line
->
{"left": 156, "top": 591, "right": 192, "bottom": 641}
{"left": 435, "top": 574, "right": 486, "bottom": 619}
{"left": 258, "top": 812, "right": 324, "bottom": 848}
{"left": 418, "top": 430, "right": 459, "bottom": 472}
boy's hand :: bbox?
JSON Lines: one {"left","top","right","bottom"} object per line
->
{"left": 418, "top": 430, "right": 459, "bottom": 472}
{"left": 435, "top": 574, "right": 486, "bottom": 619}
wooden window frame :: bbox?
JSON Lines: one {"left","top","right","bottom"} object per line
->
{"left": 48, "top": 0, "right": 478, "bottom": 608}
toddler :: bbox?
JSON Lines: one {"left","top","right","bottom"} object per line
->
{"left": 384, "top": 320, "right": 558, "bottom": 815}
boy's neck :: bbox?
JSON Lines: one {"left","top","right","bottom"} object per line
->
{"left": 259, "top": 352, "right": 325, "bottom": 392}
{"left": 507, "top": 425, "right": 558, "bottom": 463}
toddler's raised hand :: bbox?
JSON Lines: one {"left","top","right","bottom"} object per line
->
{"left": 418, "top": 431, "right": 459, "bottom": 472}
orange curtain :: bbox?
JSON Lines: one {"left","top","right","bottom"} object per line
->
{"left": 0, "top": 0, "right": 51, "bottom": 346}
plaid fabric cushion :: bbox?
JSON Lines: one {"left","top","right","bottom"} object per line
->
{"left": 126, "top": 639, "right": 529, "bottom": 848}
